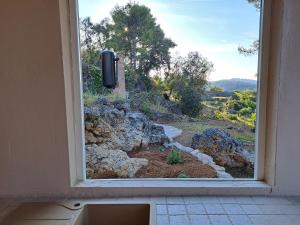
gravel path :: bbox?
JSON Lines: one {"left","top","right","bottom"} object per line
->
{"left": 158, "top": 123, "right": 233, "bottom": 179}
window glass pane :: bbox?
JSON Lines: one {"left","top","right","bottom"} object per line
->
{"left": 78, "top": 0, "right": 261, "bottom": 179}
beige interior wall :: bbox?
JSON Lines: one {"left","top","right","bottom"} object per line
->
{"left": 263, "top": 0, "right": 284, "bottom": 189}
{"left": 271, "top": 0, "right": 300, "bottom": 195}
{"left": 0, "top": 0, "right": 70, "bottom": 196}
{"left": 0, "top": 0, "right": 300, "bottom": 197}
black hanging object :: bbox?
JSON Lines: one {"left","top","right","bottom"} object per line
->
{"left": 101, "top": 50, "right": 119, "bottom": 89}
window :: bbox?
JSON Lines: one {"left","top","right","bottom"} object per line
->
{"left": 67, "top": 0, "right": 269, "bottom": 183}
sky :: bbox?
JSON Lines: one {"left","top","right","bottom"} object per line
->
{"left": 78, "top": 0, "right": 261, "bottom": 81}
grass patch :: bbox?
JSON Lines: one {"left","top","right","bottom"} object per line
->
{"left": 169, "top": 121, "right": 255, "bottom": 143}
{"left": 83, "top": 92, "right": 125, "bottom": 107}
{"left": 83, "top": 92, "right": 100, "bottom": 107}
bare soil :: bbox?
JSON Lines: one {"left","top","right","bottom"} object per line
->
{"left": 128, "top": 145, "right": 217, "bottom": 178}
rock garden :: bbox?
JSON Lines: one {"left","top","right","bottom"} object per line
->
{"left": 84, "top": 97, "right": 254, "bottom": 179}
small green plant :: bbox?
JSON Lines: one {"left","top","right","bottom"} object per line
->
{"left": 159, "top": 146, "right": 165, "bottom": 152}
{"left": 177, "top": 171, "right": 191, "bottom": 178}
{"left": 167, "top": 149, "right": 182, "bottom": 165}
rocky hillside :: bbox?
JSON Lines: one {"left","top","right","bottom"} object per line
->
{"left": 84, "top": 98, "right": 168, "bottom": 178}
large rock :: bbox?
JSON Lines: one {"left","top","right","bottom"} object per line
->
{"left": 151, "top": 112, "right": 182, "bottom": 123}
{"left": 84, "top": 100, "right": 168, "bottom": 151}
{"left": 84, "top": 99, "right": 168, "bottom": 178}
{"left": 191, "top": 128, "right": 254, "bottom": 171}
{"left": 159, "top": 97, "right": 183, "bottom": 115}
{"left": 86, "top": 145, "right": 148, "bottom": 178}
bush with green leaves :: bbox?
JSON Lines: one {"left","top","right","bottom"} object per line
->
{"left": 165, "top": 52, "right": 213, "bottom": 117}
{"left": 179, "top": 87, "right": 203, "bottom": 117}
{"left": 167, "top": 149, "right": 182, "bottom": 165}
{"left": 129, "top": 90, "right": 168, "bottom": 117}
{"left": 226, "top": 90, "right": 256, "bottom": 116}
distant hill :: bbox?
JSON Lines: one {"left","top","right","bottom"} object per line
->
{"left": 209, "top": 78, "right": 257, "bottom": 92}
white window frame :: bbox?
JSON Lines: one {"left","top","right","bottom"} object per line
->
{"left": 60, "top": 0, "right": 273, "bottom": 194}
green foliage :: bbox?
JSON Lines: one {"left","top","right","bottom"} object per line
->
{"left": 179, "top": 87, "right": 203, "bottom": 117}
{"left": 83, "top": 92, "right": 123, "bottom": 107}
{"left": 165, "top": 52, "right": 213, "bottom": 117}
{"left": 226, "top": 91, "right": 256, "bottom": 117}
{"left": 81, "top": 64, "right": 111, "bottom": 95}
{"left": 106, "top": 2, "right": 176, "bottom": 76}
{"left": 129, "top": 91, "right": 168, "bottom": 117}
{"left": 215, "top": 111, "right": 224, "bottom": 120}
{"left": 177, "top": 171, "right": 191, "bottom": 178}
{"left": 210, "top": 86, "right": 224, "bottom": 92}
{"left": 79, "top": 3, "right": 176, "bottom": 92}
{"left": 238, "top": 40, "right": 260, "bottom": 56}
{"left": 167, "top": 149, "right": 182, "bottom": 165}
{"left": 83, "top": 92, "right": 100, "bottom": 107}
{"left": 239, "top": 0, "right": 260, "bottom": 56}
{"left": 228, "top": 114, "right": 238, "bottom": 121}
{"left": 246, "top": 0, "right": 261, "bottom": 9}
{"left": 204, "top": 90, "right": 257, "bottom": 129}
{"left": 159, "top": 146, "right": 166, "bottom": 152}
{"left": 88, "top": 65, "right": 103, "bottom": 94}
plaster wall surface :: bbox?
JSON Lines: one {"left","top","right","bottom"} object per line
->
{"left": 0, "top": 0, "right": 300, "bottom": 197}
{"left": 272, "top": 0, "right": 300, "bottom": 195}
{"left": 0, "top": 0, "right": 70, "bottom": 196}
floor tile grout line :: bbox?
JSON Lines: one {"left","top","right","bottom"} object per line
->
{"left": 228, "top": 214, "right": 255, "bottom": 225}
{"left": 166, "top": 201, "right": 171, "bottom": 225}
{"left": 183, "top": 201, "right": 193, "bottom": 225}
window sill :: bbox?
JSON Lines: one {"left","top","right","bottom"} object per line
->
{"left": 72, "top": 179, "right": 271, "bottom": 196}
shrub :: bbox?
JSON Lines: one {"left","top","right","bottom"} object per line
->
{"left": 83, "top": 92, "right": 99, "bottom": 107}
{"left": 129, "top": 91, "right": 168, "bottom": 117}
{"left": 167, "top": 149, "right": 182, "bottom": 165}
{"left": 159, "top": 146, "right": 166, "bottom": 152}
{"left": 81, "top": 63, "right": 110, "bottom": 95}
{"left": 179, "top": 87, "right": 203, "bottom": 117}
{"left": 215, "top": 111, "right": 224, "bottom": 120}
{"left": 228, "top": 114, "right": 238, "bottom": 121}
{"left": 239, "top": 107, "right": 253, "bottom": 116}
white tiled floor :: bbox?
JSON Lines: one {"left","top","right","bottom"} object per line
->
{"left": 153, "top": 196, "right": 300, "bottom": 225}
{"left": 1, "top": 196, "right": 300, "bottom": 225}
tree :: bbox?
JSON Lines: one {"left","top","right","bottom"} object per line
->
{"left": 108, "top": 3, "right": 176, "bottom": 78}
{"left": 92, "top": 18, "right": 111, "bottom": 49}
{"left": 246, "top": 0, "right": 261, "bottom": 9}
{"left": 166, "top": 52, "right": 213, "bottom": 96}
{"left": 80, "top": 17, "right": 94, "bottom": 52}
{"left": 238, "top": 0, "right": 261, "bottom": 56}
{"left": 247, "top": 0, "right": 261, "bottom": 10}
{"left": 80, "top": 17, "right": 99, "bottom": 65}
{"left": 79, "top": 3, "right": 176, "bottom": 91}
{"left": 238, "top": 40, "right": 259, "bottom": 56}
{"left": 165, "top": 52, "right": 213, "bottom": 117}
